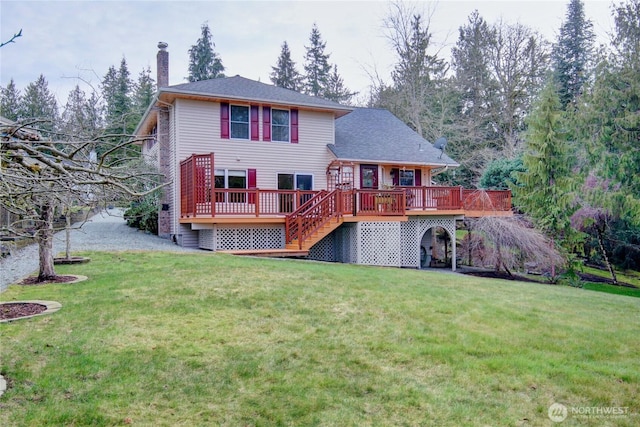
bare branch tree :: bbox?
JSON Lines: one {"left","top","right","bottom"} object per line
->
{"left": 1, "top": 116, "right": 165, "bottom": 282}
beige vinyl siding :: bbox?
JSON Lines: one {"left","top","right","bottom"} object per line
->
{"left": 173, "top": 99, "right": 335, "bottom": 190}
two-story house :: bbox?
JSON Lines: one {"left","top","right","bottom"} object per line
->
{"left": 134, "top": 43, "right": 511, "bottom": 271}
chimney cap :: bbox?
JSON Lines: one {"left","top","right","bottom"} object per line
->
{"left": 158, "top": 42, "right": 168, "bottom": 51}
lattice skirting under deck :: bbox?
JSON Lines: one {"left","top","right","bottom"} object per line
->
{"left": 190, "top": 216, "right": 458, "bottom": 270}
{"left": 310, "top": 216, "right": 458, "bottom": 270}
{"left": 197, "top": 225, "right": 285, "bottom": 251}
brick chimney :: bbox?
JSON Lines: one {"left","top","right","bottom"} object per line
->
{"left": 156, "top": 42, "right": 172, "bottom": 239}
{"left": 157, "top": 42, "right": 169, "bottom": 88}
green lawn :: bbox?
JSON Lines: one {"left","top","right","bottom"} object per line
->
{"left": 1, "top": 252, "right": 639, "bottom": 426}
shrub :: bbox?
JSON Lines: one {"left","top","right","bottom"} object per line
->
{"left": 123, "top": 191, "right": 159, "bottom": 235}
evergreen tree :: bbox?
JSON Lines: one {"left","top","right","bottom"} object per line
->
{"left": 0, "top": 78, "right": 21, "bottom": 121}
{"left": 324, "top": 65, "right": 355, "bottom": 104}
{"left": 60, "top": 85, "right": 89, "bottom": 139}
{"left": 577, "top": 1, "right": 640, "bottom": 200}
{"left": 303, "top": 24, "right": 332, "bottom": 97}
{"left": 102, "top": 58, "right": 134, "bottom": 135}
{"left": 270, "top": 41, "right": 302, "bottom": 91}
{"left": 133, "top": 66, "right": 155, "bottom": 120}
{"left": 450, "top": 10, "right": 501, "bottom": 185}
{"left": 514, "top": 82, "right": 577, "bottom": 241}
{"left": 375, "top": 6, "right": 452, "bottom": 146}
{"left": 60, "top": 85, "right": 103, "bottom": 142}
{"left": 479, "top": 156, "right": 525, "bottom": 190}
{"left": 19, "top": 74, "right": 58, "bottom": 134}
{"left": 551, "top": 0, "right": 595, "bottom": 109}
{"left": 101, "top": 58, "right": 138, "bottom": 159}
{"left": 187, "top": 22, "right": 225, "bottom": 82}
{"left": 612, "top": 0, "right": 640, "bottom": 71}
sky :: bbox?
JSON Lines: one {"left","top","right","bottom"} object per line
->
{"left": 0, "top": 0, "right": 616, "bottom": 107}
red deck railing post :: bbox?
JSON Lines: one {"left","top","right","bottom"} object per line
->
{"left": 210, "top": 153, "right": 215, "bottom": 217}
{"left": 254, "top": 188, "right": 260, "bottom": 217}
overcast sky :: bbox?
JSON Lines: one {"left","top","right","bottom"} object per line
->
{"left": 1, "top": 0, "right": 615, "bottom": 106}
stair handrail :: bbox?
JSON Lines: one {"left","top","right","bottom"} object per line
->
{"left": 285, "top": 189, "right": 342, "bottom": 248}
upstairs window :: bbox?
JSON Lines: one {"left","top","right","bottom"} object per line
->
{"left": 230, "top": 105, "right": 249, "bottom": 139}
{"left": 272, "top": 109, "right": 290, "bottom": 142}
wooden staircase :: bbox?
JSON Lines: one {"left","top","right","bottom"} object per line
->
{"left": 285, "top": 189, "right": 344, "bottom": 252}
{"left": 286, "top": 216, "right": 343, "bottom": 251}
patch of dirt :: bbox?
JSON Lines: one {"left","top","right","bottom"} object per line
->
{"left": 18, "top": 275, "right": 79, "bottom": 286}
{"left": 0, "top": 303, "right": 46, "bottom": 320}
{"left": 461, "top": 269, "right": 637, "bottom": 288}
{"left": 462, "top": 270, "right": 541, "bottom": 283}
{"left": 577, "top": 272, "right": 636, "bottom": 288}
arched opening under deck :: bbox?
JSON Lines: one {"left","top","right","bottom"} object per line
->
{"left": 415, "top": 217, "right": 459, "bottom": 272}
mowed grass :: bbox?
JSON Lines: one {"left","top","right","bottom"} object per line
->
{"left": 1, "top": 252, "right": 639, "bottom": 426}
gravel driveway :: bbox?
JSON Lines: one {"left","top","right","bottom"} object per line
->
{"left": 0, "top": 208, "right": 198, "bottom": 292}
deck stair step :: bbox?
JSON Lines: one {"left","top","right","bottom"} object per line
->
{"left": 286, "top": 218, "right": 343, "bottom": 251}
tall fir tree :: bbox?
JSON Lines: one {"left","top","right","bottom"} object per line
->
{"left": 576, "top": 0, "right": 640, "bottom": 205}
{"left": 324, "top": 65, "right": 355, "bottom": 104}
{"left": 514, "top": 82, "right": 577, "bottom": 241}
{"left": 376, "top": 7, "right": 450, "bottom": 141}
{"left": 187, "top": 23, "right": 225, "bottom": 82}
{"left": 102, "top": 58, "right": 134, "bottom": 135}
{"left": 19, "top": 74, "right": 58, "bottom": 134}
{"left": 270, "top": 41, "right": 302, "bottom": 91}
{"left": 60, "top": 85, "right": 89, "bottom": 139}
{"left": 450, "top": 10, "right": 501, "bottom": 186}
{"left": 551, "top": 0, "right": 595, "bottom": 109}
{"left": 303, "top": 24, "right": 332, "bottom": 97}
{"left": 612, "top": 0, "right": 640, "bottom": 71}
{"left": 133, "top": 66, "right": 155, "bottom": 121}
{"left": 60, "top": 85, "right": 103, "bottom": 142}
{"left": 101, "top": 58, "right": 138, "bottom": 159}
{"left": 0, "top": 78, "right": 21, "bottom": 121}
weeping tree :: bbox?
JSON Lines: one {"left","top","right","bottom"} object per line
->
{"left": 1, "top": 117, "right": 164, "bottom": 282}
{"left": 462, "top": 215, "right": 562, "bottom": 276}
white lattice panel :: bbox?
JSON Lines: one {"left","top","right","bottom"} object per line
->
{"left": 213, "top": 225, "right": 285, "bottom": 250}
{"left": 400, "top": 219, "right": 421, "bottom": 268}
{"left": 357, "top": 222, "right": 402, "bottom": 267}
{"left": 308, "top": 233, "right": 336, "bottom": 262}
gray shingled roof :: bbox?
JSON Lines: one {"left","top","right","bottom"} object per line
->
{"left": 329, "top": 108, "right": 458, "bottom": 166}
{"left": 163, "top": 75, "right": 351, "bottom": 114}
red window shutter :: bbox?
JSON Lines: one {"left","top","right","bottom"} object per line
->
{"left": 414, "top": 169, "right": 422, "bottom": 186}
{"left": 250, "top": 105, "right": 259, "bottom": 141}
{"left": 248, "top": 168, "right": 257, "bottom": 204}
{"left": 392, "top": 168, "right": 399, "bottom": 186}
{"left": 291, "top": 109, "right": 299, "bottom": 143}
{"left": 220, "top": 102, "right": 229, "bottom": 139}
{"left": 262, "top": 107, "right": 271, "bottom": 141}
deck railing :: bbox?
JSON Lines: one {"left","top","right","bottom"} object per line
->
{"left": 286, "top": 190, "right": 339, "bottom": 247}
{"left": 179, "top": 154, "right": 511, "bottom": 218}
